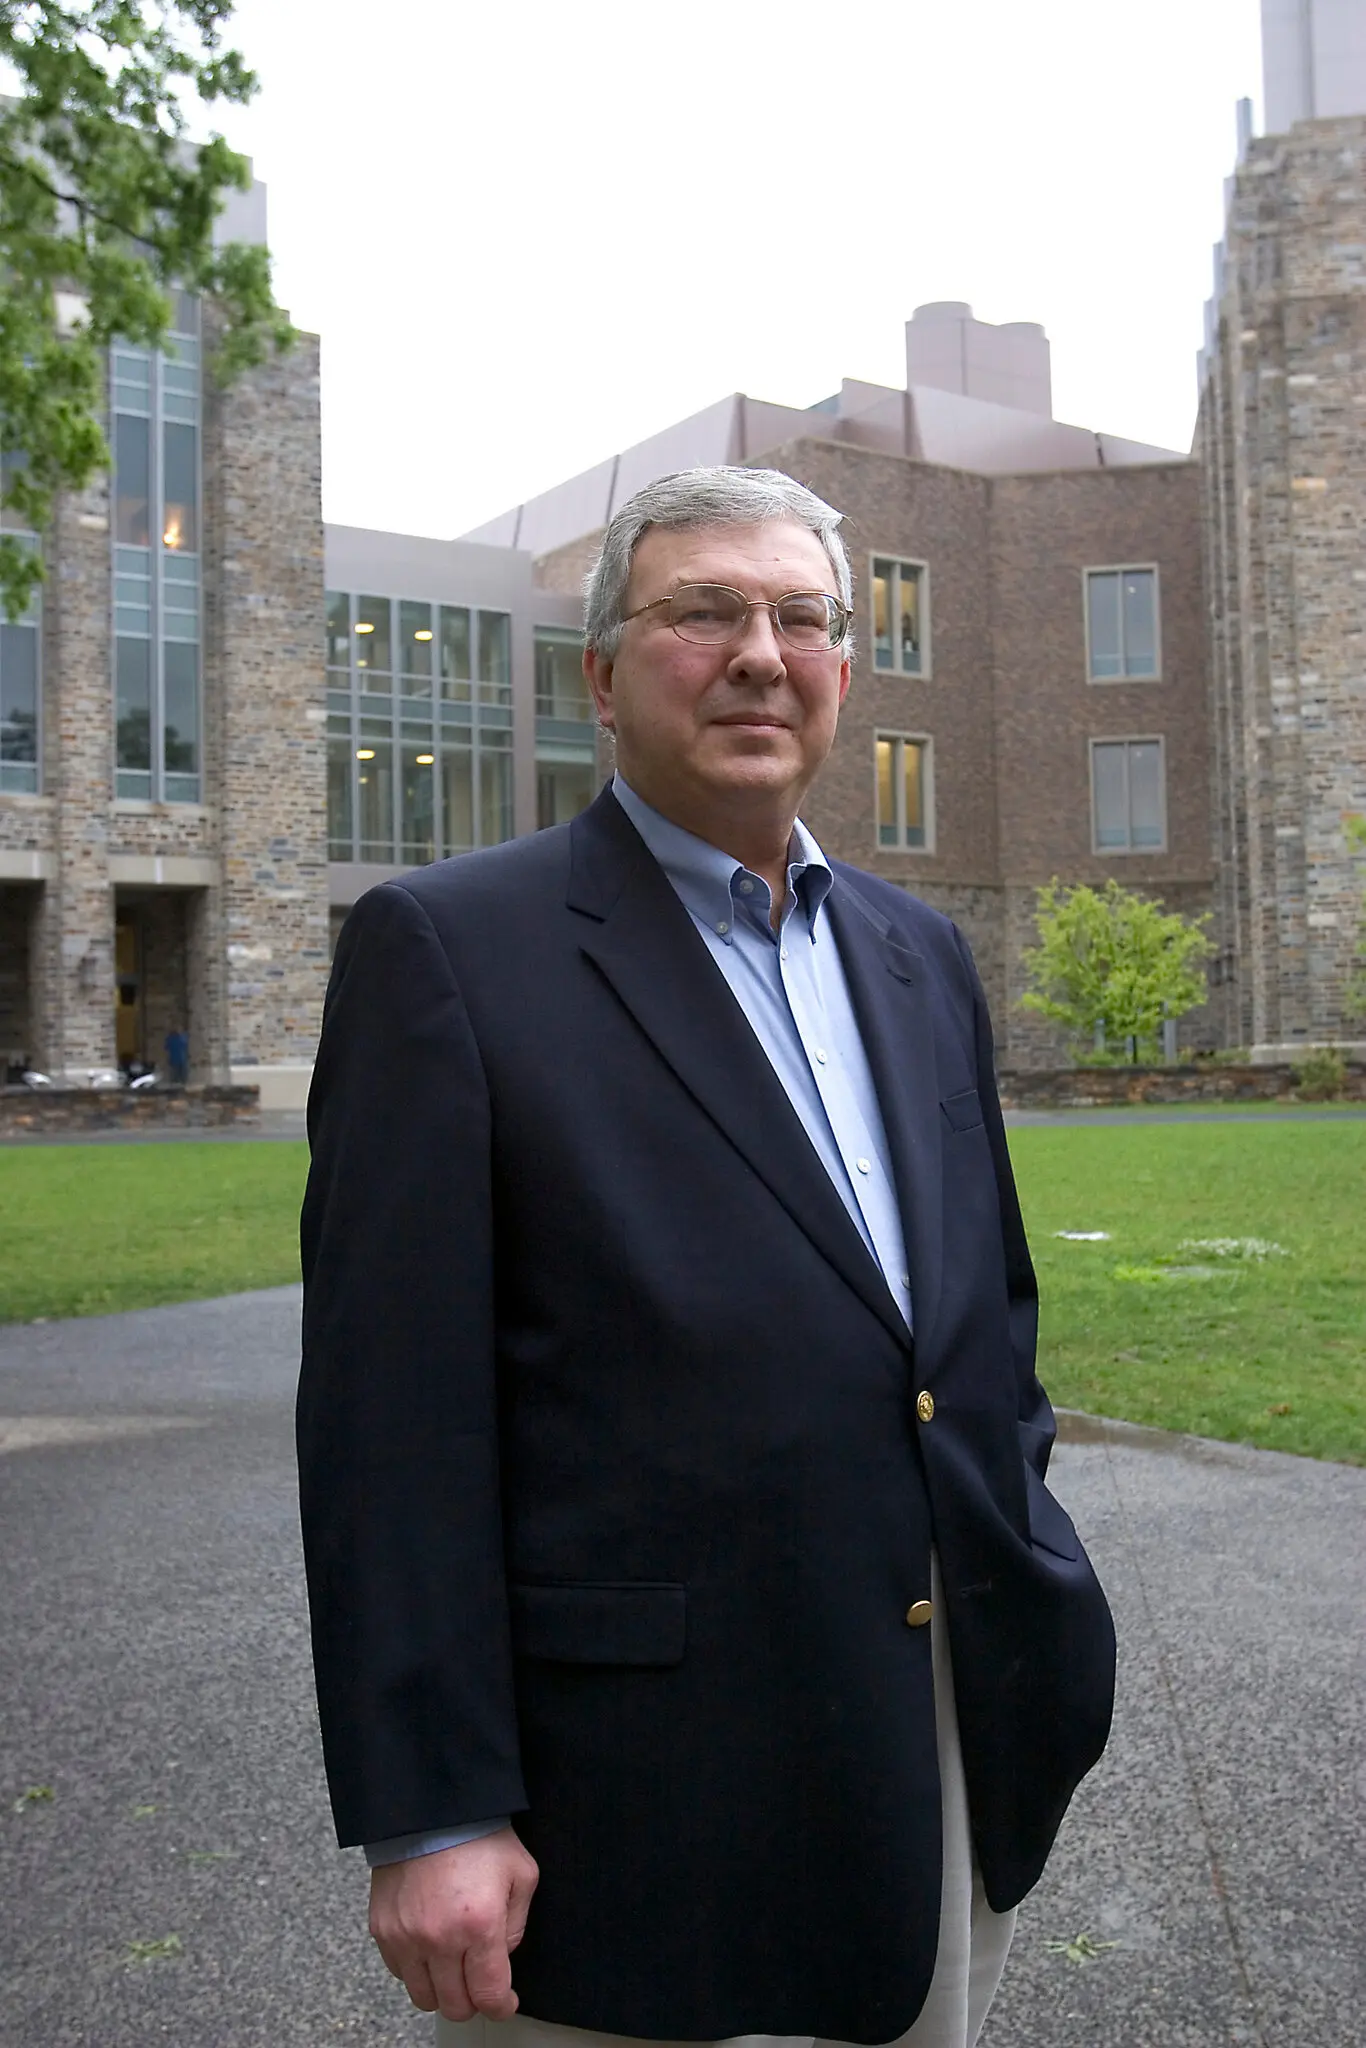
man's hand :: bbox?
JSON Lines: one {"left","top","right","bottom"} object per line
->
{"left": 369, "top": 1827, "right": 540, "bottom": 2021}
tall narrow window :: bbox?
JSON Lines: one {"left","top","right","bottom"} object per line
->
{"left": 111, "top": 296, "right": 201, "bottom": 800}
{"left": 1086, "top": 568, "right": 1159, "bottom": 680}
{"left": 1091, "top": 738, "right": 1165, "bottom": 850}
{"left": 0, "top": 603, "right": 40, "bottom": 792}
{"left": 871, "top": 558, "right": 926, "bottom": 676}
{"left": 0, "top": 458, "right": 40, "bottom": 792}
{"left": 875, "top": 733, "right": 931, "bottom": 849}
{"left": 399, "top": 600, "right": 434, "bottom": 698}
{"left": 477, "top": 611, "right": 511, "bottom": 705}
{"left": 534, "top": 628, "right": 590, "bottom": 722}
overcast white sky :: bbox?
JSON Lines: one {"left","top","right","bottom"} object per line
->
{"left": 206, "top": 0, "right": 1263, "bottom": 538}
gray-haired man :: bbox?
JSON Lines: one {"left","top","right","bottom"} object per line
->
{"left": 298, "top": 466, "right": 1115, "bottom": 2048}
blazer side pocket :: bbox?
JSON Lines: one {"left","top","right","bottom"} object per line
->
{"left": 941, "top": 1086, "right": 984, "bottom": 1134}
{"left": 1023, "top": 1464, "right": 1081, "bottom": 1562}
{"left": 509, "top": 1581, "right": 686, "bottom": 1666}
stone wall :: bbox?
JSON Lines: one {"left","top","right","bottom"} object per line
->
{"left": 0, "top": 1081, "right": 259, "bottom": 1133}
{"left": 998, "top": 1061, "right": 1366, "bottom": 1108}
{"left": 35, "top": 467, "right": 117, "bottom": 1078}
{"left": 203, "top": 324, "right": 330, "bottom": 1083}
{"left": 1200, "top": 115, "right": 1366, "bottom": 1054}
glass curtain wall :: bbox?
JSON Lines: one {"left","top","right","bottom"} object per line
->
{"left": 326, "top": 591, "right": 515, "bottom": 862}
{"left": 533, "top": 626, "right": 595, "bottom": 829}
{"left": 0, "top": 455, "right": 39, "bottom": 792}
{"left": 112, "top": 294, "right": 202, "bottom": 800}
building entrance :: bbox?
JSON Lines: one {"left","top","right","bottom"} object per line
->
{"left": 113, "top": 889, "right": 192, "bottom": 1080}
{"left": 0, "top": 883, "right": 38, "bottom": 1081}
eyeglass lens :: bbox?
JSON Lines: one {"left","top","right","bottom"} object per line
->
{"left": 668, "top": 585, "right": 842, "bottom": 649}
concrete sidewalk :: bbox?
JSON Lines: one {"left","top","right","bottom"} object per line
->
{"left": 1, "top": 1289, "right": 1362, "bottom": 2046}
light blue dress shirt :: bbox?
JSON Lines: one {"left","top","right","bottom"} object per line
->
{"left": 365, "top": 777, "right": 912, "bottom": 1868}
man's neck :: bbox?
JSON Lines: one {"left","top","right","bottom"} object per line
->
{"left": 614, "top": 772, "right": 797, "bottom": 923}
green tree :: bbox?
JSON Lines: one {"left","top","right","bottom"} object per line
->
{"left": 0, "top": 1, "right": 294, "bottom": 618}
{"left": 1020, "top": 877, "right": 1214, "bottom": 1065}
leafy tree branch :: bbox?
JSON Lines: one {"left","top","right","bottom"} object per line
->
{"left": 0, "top": 1, "right": 294, "bottom": 617}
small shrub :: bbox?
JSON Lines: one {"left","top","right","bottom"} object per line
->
{"left": 1293, "top": 1047, "right": 1347, "bottom": 1102}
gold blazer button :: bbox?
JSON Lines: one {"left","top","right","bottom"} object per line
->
{"left": 905, "top": 1600, "right": 933, "bottom": 1627}
{"left": 916, "top": 1390, "right": 935, "bottom": 1423}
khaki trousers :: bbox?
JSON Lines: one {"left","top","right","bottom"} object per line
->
{"left": 439, "top": 1557, "right": 1015, "bottom": 2048}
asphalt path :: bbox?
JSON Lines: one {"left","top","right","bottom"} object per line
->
{"left": 1, "top": 1289, "right": 1362, "bottom": 2047}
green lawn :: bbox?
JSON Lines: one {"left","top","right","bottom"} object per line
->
{"left": 0, "top": 1142, "right": 308, "bottom": 1324}
{"left": 1, "top": 1122, "right": 1362, "bottom": 1465}
{"left": 1010, "top": 1121, "right": 1366, "bottom": 1465}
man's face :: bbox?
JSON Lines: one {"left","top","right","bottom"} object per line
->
{"left": 585, "top": 519, "right": 851, "bottom": 835}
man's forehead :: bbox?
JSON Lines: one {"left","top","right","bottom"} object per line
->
{"left": 629, "top": 518, "right": 833, "bottom": 590}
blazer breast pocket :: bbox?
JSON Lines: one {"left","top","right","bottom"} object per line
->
{"left": 509, "top": 1580, "right": 687, "bottom": 1666}
{"left": 940, "top": 1086, "right": 984, "bottom": 1135}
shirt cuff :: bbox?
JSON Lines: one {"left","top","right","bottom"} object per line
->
{"left": 363, "top": 1818, "right": 510, "bottom": 1868}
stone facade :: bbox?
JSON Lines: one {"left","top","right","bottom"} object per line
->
{"left": 0, "top": 326, "right": 329, "bottom": 1103}
{"left": 1199, "top": 114, "right": 1366, "bottom": 1058}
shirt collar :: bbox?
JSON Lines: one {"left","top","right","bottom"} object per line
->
{"left": 611, "top": 772, "right": 833, "bottom": 937}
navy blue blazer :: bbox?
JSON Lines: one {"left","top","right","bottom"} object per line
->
{"left": 298, "top": 786, "right": 1115, "bottom": 2044}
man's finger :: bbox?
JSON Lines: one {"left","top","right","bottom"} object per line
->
{"left": 397, "top": 1956, "right": 439, "bottom": 2014}
{"left": 429, "top": 1951, "right": 480, "bottom": 2023}
{"left": 464, "top": 1935, "right": 518, "bottom": 2020}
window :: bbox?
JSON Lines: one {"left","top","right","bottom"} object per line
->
{"left": 875, "top": 734, "right": 932, "bottom": 850}
{"left": 0, "top": 464, "right": 40, "bottom": 792}
{"left": 1086, "top": 567, "right": 1159, "bottom": 680}
{"left": 1091, "top": 738, "right": 1164, "bottom": 851}
{"left": 325, "top": 589, "right": 516, "bottom": 862}
{"left": 112, "top": 296, "right": 202, "bottom": 800}
{"left": 871, "top": 557, "right": 926, "bottom": 676}
{"left": 534, "top": 628, "right": 591, "bottom": 722}
{"left": 537, "top": 760, "right": 596, "bottom": 829}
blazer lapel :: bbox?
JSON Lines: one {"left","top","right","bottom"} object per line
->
{"left": 568, "top": 793, "right": 906, "bottom": 1349}
{"left": 824, "top": 875, "right": 945, "bottom": 1363}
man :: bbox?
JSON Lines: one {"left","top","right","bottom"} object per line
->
{"left": 298, "top": 466, "right": 1115, "bottom": 2048}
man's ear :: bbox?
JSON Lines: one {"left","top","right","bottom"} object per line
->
{"left": 837, "top": 654, "right": 851, "bottom": 708}
{"left": 584, "top": 645, "right": 615, "bottom": 730}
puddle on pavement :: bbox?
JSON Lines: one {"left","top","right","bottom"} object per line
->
{"left": 1054, "top": 1408, "right": 1258, "bottom": 1467}
{"left": 0, "top": 1415, "right": 205, "bottom": 1455}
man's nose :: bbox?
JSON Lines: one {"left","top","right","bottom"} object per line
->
{"left": 726, "top": 604, "right": 786, "bottom": 680}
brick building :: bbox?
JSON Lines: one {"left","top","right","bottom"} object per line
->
{"left": 488, "top": 309, "right": 1213, "bottom": 1066}
{"left": 3, "top": 2, "right": 1363, "bottom": 1100}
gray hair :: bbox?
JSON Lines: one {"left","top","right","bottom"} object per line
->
{"left": 584, "top": 465, "right": 854, "bottom": 658}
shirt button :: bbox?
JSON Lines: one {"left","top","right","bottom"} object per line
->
{"left": 715, "top": 920, "right": 730, "bottom": 935}
{"left": 901, "top": 1273, "right": 911, "bottom": 1289}
{"left": 779, "top": 947, "right": 788, "bottom": 961}
{"left": 738, "top": 878, "right": 754, "bottom": 895}
{"left": 815, "top": 1048, "right": 828, "bottom": 1064}
{"left": 855, "top": 1157, "right": 871, "bottom": 1175}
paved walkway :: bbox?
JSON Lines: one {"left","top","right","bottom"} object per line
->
{"left": 1, "top": 1289, "right": 1362, "bottom": 2046}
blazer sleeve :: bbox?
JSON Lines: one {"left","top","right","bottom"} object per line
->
{"left": 298, "top": 881, "right": 527, "bottom": 1847}
{"left": 951, "top": 923, "right": 1056, "bottom": 1485}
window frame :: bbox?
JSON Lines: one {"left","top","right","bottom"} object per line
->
{"left": 110, "top": 301, "right": 204, "bottom": 804}
{"left": 868, "top": 553, "right": 931, "bottom": 679}
{"left": 873, "top": 730, "right": 935, "bottom": 855}
{"left": 1089, "top": 735, "right": 1167, "bottom": 854}
{"left": 325, "top": 587, "right": 516, "bottom": 863}
{"left": 0, "top": 532, "right": 41, "bottom": 794}
{"left": 1083, "top": 564, "right": 1162, "bottom": 684}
